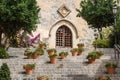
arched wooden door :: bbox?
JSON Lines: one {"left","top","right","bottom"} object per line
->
{"left": 56, "top": 25, "right": 72, "bottom": 48}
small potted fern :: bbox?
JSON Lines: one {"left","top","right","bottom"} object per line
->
{"left": 33, "top": 48, "right": 44, "bottom": 59}
{"left": 86, "top": 52, "right": 98, "bottom": 63}
{"left": 37, "top": 76, "right": 49, "bottom": 80}
{"left": 49, "top": 54, "right": 57, "bottom": 64}
{"left": 47, "top": 48, "right": 56, "bottom": 55}
{"left": 23, "top": 64, "right": 35, "bottom": 75}
{"left": 39, "top": 43, "right": 46, "bottom": 50}
{"left": 24, "top": 48, "right": 31, "bottom": 56}
{"left": 59, "top": 51, "right": 68, "bottom": 59}
{"left": 70, "top": 48, "right": 78, "bottom": 56}
{"left": 77, "top": 43, "right": 84, "bottom": 48}
{"left": 95, "top": 51, "right": 103, "bottom": 59}
{"left": 77, "top": 48, "right": 84, "bottom": 55}
{"left": 105, "top": 62, "right": 117, "bottom": 74}
{"left": 26, "top": 52, "right": 34, "bottom": 59}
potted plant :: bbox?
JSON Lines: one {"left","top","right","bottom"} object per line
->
{"left": 77, "top": 43, "right": 84, "bottom": 48}
{"left": 37, "top": 76, "right": 49, "bottom": 80}
{"left": 77, "top": 48, "right": 84, "bottom": 55}
{"left": 59, "top": 51, "right": 68, "bottom": 59}
{"left": 97, "top": 76, "right": 111, "bottom": 80}
{"left": 70, "top": 48, "right": 78, "bottom": 56}
{"left": 39, "top": 43, "right": 46, "bottom": 50}
{"left": 24, "top": 48, "right": 31, "bottom": 56}
{"left": 47, "top": 48, "right": 56, "bottom": 55}
{"left": 86, "top": 52, "right": 98, "bottom": 63}
{"left": 49, "top": 54, "right": 57, "bottom": 64}
{"left": 26, "top": 52, "right": 34, "bottom": 59}
{"left": 94, "top": 51, "right": 103, "bottom": 59}
{"left": 33, "top": 48, "right": 44, "bottom": 59}
{"left": 105, "top": 62, "right": 117, "bottom": 74}
{"left": 23, "top": 64, "right": 35, "bottom": 75}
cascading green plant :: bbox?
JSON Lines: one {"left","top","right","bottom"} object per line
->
{"left": 59, "top": 51, "right": 68, "bottom": 56}
{"left": 105, "top": 62, "right": 117, "bottom": 68}
{"left": 34, "top": 48, "right": 44, "bottom": 55}
{"left": 86, "top": 52, "right": 98, "bottom": 59}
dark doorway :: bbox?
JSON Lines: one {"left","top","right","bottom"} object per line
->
{"left": 56, "top": 25, "right": 72, "bottom": 48}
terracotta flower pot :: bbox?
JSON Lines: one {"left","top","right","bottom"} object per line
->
{"left": 106, "top": 67, "right": 116, "bottom": 74}
{"left": 88, "top": 58, "right": 96, "bottom": 63}
{"left": 61, "top": 54, "right": 66, "bottom": 59}
{"left": 71, "top": 51, "right": 77, "bottom": 56}
{"left": 27, "top": 56, "right": 33, "bottom": 59}
{"left": 24, "top": 66, "right": 34, "bottom": 75}
{"left": 25, "top": 69, "right": 33, "bottom": 75}
{"left": 50, "top": 57, "right": 57, "bottom": 64}
{"left": 33, "top": 53, "right": 39, "bottom": 59}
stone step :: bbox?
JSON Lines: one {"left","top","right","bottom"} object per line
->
{"left": 1, "top": 48, "right": 119, "bottom": 80}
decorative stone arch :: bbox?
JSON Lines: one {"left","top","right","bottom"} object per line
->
{"left": 48, "top": 19, "right": 78, "bottom": 48}
{"left": 49, "top": 19, "right": 79, "bottom": 38}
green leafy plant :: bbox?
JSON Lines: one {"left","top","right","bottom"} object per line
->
{"left": 24, "top": 48, "right": 31, "bottom": 56}
{"left": 0, "top": 63, "right": 11, "bottom": 80}
{"left": 115, "top": 8, "right": 120, "bottom": 45}
{"left": 37, "top": 76, "right": 49, "bottom": 80}
{"left": 77, "top": 0, "right": 116, "bottom": 39}
{"left": 59, "top": 51, "right": 68, "bottom": 56}
{"left": 77, "top": 43, "right": 84, "bottom": 47}
{"left": 71, "top": 48, "right": 78, "bottom": 52}
{"left": 0, "top": 47, "right": 9, "bottom": 58}
{"left": 95, "top": 51, "right": 103, "bottom": 56}
{"left": 0, "top": 0, "right": 40, "bottom": 48}
{"left": 86, "top": 52, "right": 98, "bottom": 59}
{"left": 26, "top": 52, "right": 34, "bottom": 56}
{"left": 92, "top": 39, "right": 110, "bottom": 48}
{"left": 77, "top": 48, "right": 84, "bottom": 52}
{"left": 105, "top": 62, "right": 117, "bottom": 68}
{"left": 39, "top": 43, "right": 46, "bottom": 47}
{"left": 23, "top": 64, "right": 35, "bottom": 69}
{"left": 49, "top": 54, "right": 57, "bottom": 58}
{"left": 34, "top": 48, "right": 44, "bottom": 55}
{"left": 90, "top": 51, "right": 103, "bottom": 59}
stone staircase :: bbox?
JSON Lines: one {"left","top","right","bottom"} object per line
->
{"left": 0, "top": 48, "right": 120, "bottom": 80}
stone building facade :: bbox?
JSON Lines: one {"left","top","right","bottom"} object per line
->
{"left": 34, "top": 0, "right": 94, "bottom": 48}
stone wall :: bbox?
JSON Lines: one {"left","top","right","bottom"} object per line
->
{"left": 34, "top": 0, "right": 94, "bottom": 48}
